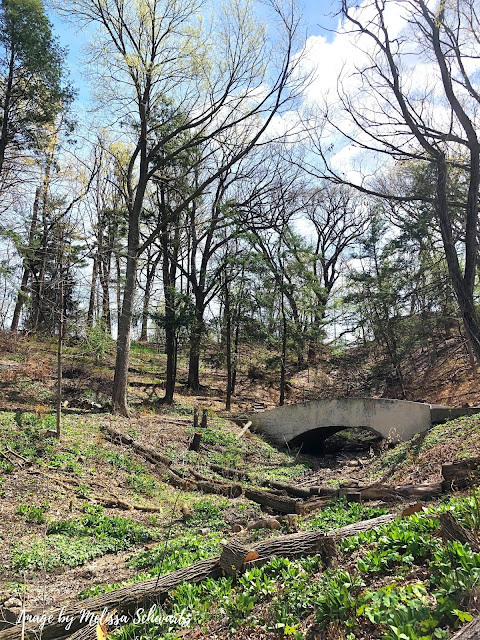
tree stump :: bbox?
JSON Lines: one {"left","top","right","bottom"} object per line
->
{"left": 189, "top": 432, "right": 202, "bottom": 452}
{"left": 438, "top": 511, "right": 479, "bottom": 551}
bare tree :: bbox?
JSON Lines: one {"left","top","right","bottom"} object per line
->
{"left": 308, "top": 0, "right": 480, "bottom": 364}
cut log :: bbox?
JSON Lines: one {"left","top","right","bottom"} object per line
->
{"left": 442, "top": 458, "right": 480, "bottom": 490}
{"left": 438, "top": 511, "right": 480, "bottom": 551}
{"left": 252, "top": 531, "right": 338, "bottom": 568}
{"left": 210, "top": 464, "right": 251, "bottom": 481}
{"left": 350, "top": 482, "right": 443, "bottom": 502}
{"left": 247, "top": 517, "right": 282, "bottom": 531}
{"left": 201, "top": 410, "right": 208, "bottom": 429}
{"left": 0, "top": 557, "right": 222, "bottom": 640}
{"left": 262, "top": 480, "right": 311, "bottom": 499}
{"left": 189, "top": 469, "right": 243, "bottom": 498}
{"left": 328, "top": 513, "right": 397, "bottom": 537}
{"left": 220, "top": 539, "right": 259, "bottom": 576}
{"left": 196, "top": 480, "right": 243, "bottom": 498}
{"left": 449, "top": 616, "right": 480, "bottom": 639}
{"left": 300, "top": 497, "right": 330, "bottom": 514}
{"left": 189, "top": 432, "right": 202, "bottom": 452}
{"left": 244, "top": 487, "right": 304, "bottom": 514}
{"left": 319, "top": 488, "right": 339, "bottom": 498}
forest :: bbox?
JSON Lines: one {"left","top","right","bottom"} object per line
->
{"left": 0, "top": 0, "right": 480, "bottom": 639}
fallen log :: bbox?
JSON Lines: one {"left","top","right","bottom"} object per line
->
{"left": 102, "top": 425, "right": 171, "bottom": 467}
{"left": 300, "top": 497, "right": 330, "bottom": 514}
{"left": 338, "top": 482, "right": 443, "bottom": 502}
{"left": 196, "top": 480, "right": 242, "bottom": 499}
{"left": 189, "top": 469, "right": 243, "bottom": 498}
{"left": 101, "top": 425, "right": 192, "bottom": 490}
{"left": 210, "top": 464, "right": 251, "bottom": 481}
{"left": 328, "top": 513, "right": 397, "bottom": 537}
{"left": 244, "top": 487, "right": 304, "bottom": 514}
{"left": 0, "top": 557, "right": 222, "bottom": 640}
{"left": 262, "top": 480, "right": 311, "bottom": 499}
{"left": 449, "top": 616, "right": 480, "bottom": 639}
{"left": 442, "top": 457, "right": 480, "bottom": 490}
{"left": 438, "top": 511, "right": 480, "bottom": 552}
{"left": 252, "top": 530, "right": 338, "bottom": 568}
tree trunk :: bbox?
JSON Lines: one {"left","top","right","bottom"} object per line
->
{"left": 280, "top": 290, "right": 287, "bottom": 406}
{"left": 224, "top": 272, "right": 232, "bottom": 410}
{"left": 187, "top": 303, "right": 204, "bottom": 391}
{"left": 11, "top": 186, "right": 41, "bottom": 332}
{"left": 56, "top": 234, "right": 64, "bottom": 441}
{"left": 86, "top": 253, "right": 99, "bottom": 328}
{"left": 112, "top": 202, "right": 141, "bottom": 415}
{"left": 140, "top": 250, "right": 161, "bottom": 342}
{"left": 0, "top": 47, "right": 15, "bottom": 178}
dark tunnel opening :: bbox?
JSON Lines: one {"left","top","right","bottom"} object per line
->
{"left": 288, "top": 426, "right": 383, "bottom": 456}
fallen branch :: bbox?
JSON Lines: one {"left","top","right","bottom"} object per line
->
{"left": 101, "top": 425, "right": 193, "bottom": 490}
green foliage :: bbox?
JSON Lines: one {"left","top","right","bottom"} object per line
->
{"left": 81, "top": 323, "right": 113, "bottom": 364}
{"left": 16, "top": 503, "right": 49, "bottom": 523}
{"left": 306, "top": 498, "right": 387, "bottom": 532}
{"left": 12, "top": 509, "right": 155, "bottom": 572}
{"left": 358, "top": 583, "right": 448, "bottom": 640}
{"left": 128, "top": 531, "right": 222, "bottom": 574}
{"left": 127, "top": 472, "right": 158, "bottom": 497}
{"left": 184, "top": 498, "right": 227, "bottom": 531}
{"left": 0, "top": 0, "right": 73, "bottom": 157}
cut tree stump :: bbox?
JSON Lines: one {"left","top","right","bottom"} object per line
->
{"left": 244, "top": 487, "right": 304, "bottom": 514}
{"left": 262, "top": 480, "right": 312, "bottom": 499}
{"left": 438, "top": 511, "right": 480, "bottom": 551}
{"left": 449, "top": 616, "right": 480, "bottom": 639}
{"left": 442, "top": 458, "right": 480, "bottom": 490}
{"left": 189, "top": 432, "right": 202, "bottom": 452}
{"left": 220, "top": 539, "right": 259, "bottom": 575}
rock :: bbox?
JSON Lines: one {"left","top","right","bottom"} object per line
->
{"left": 4, "top": 598, "right": 22, "bottom": 609}
{"left": 200, "top": 527, "right": 210, "bottom": 535}
{"left": 348, "top": 460, "right": 360, "bottom": 467}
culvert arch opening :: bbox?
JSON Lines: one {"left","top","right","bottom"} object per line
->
{"left": 288, "top": 426, "right": 383, "bottom": 455}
